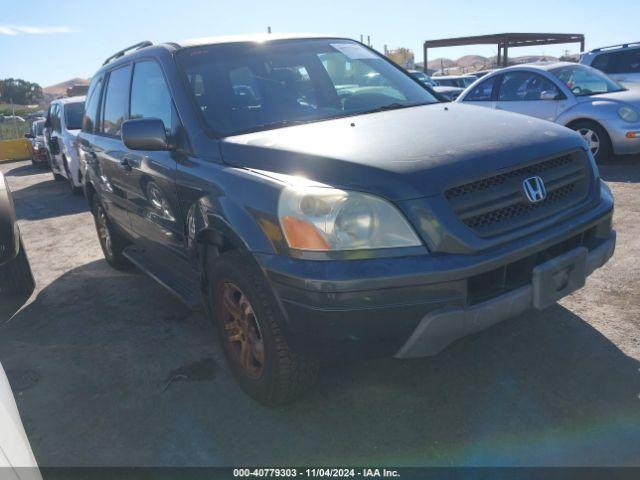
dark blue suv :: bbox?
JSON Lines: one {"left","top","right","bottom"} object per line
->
{"left": 78, "top": 35, "right": 615, "bottom": 405}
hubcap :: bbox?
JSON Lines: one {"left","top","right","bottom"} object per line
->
{"left": 96, "top": 205, "right": 113, "bottom": 258}
{"left": 220, "top": 283, "right": 264, "bottom": 379}
{"left": 577, "top": 128, "right": 600, "bottom": 157}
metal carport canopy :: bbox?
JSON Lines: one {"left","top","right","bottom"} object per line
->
{"left": 422, "top": 33, "right": 585, "bottom": 72}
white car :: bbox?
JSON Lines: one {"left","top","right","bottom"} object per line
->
{"left": 581, "top": 42, "right": 640, "bottom": 85}
{"left": 432, "top": 74, "right": 478, "bottom": 89}
{"left": 44, "top": 96, "right": 86, "bottom": 194}
{"left": 0, "top": 364, "right": 41, "bottom": 480}
{"left": 456, "top": 62, "right": 640, "bottom": 162}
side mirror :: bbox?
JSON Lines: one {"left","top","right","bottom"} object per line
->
{"left": 540, "top": 91, "right": 560, "bottom": 101}
{"left": 121, "top": 118, "right": 169, "bottom": 151}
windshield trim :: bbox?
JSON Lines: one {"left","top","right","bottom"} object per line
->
{"left": 175, "top": 38, "right": 439, "bottom": 139}
{"left": 223, "top": 101, "right": 438, "bottom": 137}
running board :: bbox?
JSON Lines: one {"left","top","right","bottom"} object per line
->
{"left": 123, "top": 245, "right": 203, "bottom": 310}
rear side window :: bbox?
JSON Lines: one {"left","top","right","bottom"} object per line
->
{"left": 498, "top": 72, "right": 560, "bottom": 101}
{"left": 590, "top": 53, "right": 613, "bottom": 72}
{"left": 130, "top": 61, "right": 173, "bottom": 130}
{"left": 83, "top": 76, "right": 103, "bottom": 133}
{"left": 603, "top": 50, "right": 640, "bottom": 74}
{"left": 464, "top": 76, "right": 496, "bottom": 101}
{"left": 101, "top": 65, "right": 132, "bottom": 136}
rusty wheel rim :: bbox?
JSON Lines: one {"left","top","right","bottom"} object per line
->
{"left": 220, "top": 282, "right": 264, "bottom": 379}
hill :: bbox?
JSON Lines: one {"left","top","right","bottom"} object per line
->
{"left": 427, "top": 54, "right": 560, "bottom": 74}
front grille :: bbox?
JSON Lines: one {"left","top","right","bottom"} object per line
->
{"left": 445, "top": 152, "right": 592, "bottom": 237}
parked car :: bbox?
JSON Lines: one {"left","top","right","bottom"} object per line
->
{"left": 581, "top": 42, "right": 640, "bottom": 85}
{"left": 473, "top": 69, "right": 497, "bottom": 78}
{"left": 432, "top": 86, "right": 464, "bottom": 102}
{"left": 0, "top": 171, "right": 35, "bottom": 298}
{"left": 457, "top": 62, "right": 640, "bottom": 162}
{"left": 44, "top": 96, "right": 85, "bottom": 194}
{"left": 408, "top": 70, "right": 437, "bottom": 87}
{"left": 25, "top": 119, "right": 49, "bottom": 169}
{"left": 79, "top": 35, "right": 614, "bottom": 405}
{"left": 408, "top": 70, "right": 463, "bottom": 101}
{"left": 432, "top": 74, "right": 478, "bottom": 88}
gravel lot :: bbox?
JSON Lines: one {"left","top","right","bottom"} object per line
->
{"left": 0, "top": 159, "right": 639, "bottom": 467}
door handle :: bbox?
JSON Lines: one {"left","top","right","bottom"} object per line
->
{"left": 119, "top": 156, "right": 133, "bottom": 172}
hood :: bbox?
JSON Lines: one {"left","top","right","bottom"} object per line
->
{"left": 576, "top": 87, "right": 640, "bottom": 107}
{"left": 221, "top": 103, "right": 585, "bottom": 201}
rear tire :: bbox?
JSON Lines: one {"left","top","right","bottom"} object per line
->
{"left": 0, "top": 239, "right": 35, "bottom": 297}
{"left": 209, "top": 251, "right": 319, "bottom": 406}
{"left": 91, "top": 195, "right": 132, "bottom": 271}
{"left": 570, "top": 120, "right": 612, "bottom": 163}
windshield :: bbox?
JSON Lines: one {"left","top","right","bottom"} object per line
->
{"left": 550, "top": 64, "right": 624, "bottom": 96}
{"left": 176, "top": 39, "right": 438, "bottom": 136}
{"left": 64, "top": 102, "right": 84, "bottom": 130}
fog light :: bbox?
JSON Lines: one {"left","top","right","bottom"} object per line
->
{"left": 626, "top": 131, "right": 640, "bottom": 139}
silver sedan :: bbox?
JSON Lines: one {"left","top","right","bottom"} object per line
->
{"left": 456, "top": 62, "right": 640, "bottom": 162}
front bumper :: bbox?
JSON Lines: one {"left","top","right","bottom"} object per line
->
{"left": 257, "top": 193, "right": 615, "bottom": 360}
{"left": 395, "top": 231, "right": 614, "bottom": 358}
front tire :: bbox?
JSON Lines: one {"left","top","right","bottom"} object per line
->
{"left": 209, "top": 251, "right": 319, "bottom": 406}
{"left": 571, "top": 120, "right": 612, "bottom": 163}
{"left": 91, "top": 195, "right": 132, "bottom": 271}
{"left": 0, "top": 239, "right": 35, "bottom": 297}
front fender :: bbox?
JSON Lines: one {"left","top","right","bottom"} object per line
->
{"left": 557, "top": 101, "right": 620, "bottom": 131}
{"left": 187, "top": 192, "right": 282, "bottom": 261}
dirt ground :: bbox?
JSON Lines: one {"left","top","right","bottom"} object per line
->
{"left": 0, "top": 158, "right": 639, "bottom": 467}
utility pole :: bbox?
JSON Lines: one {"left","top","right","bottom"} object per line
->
{"left": 267, "top": 26, "right": 271, "bottom": 34}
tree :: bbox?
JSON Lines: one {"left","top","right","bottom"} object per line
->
{"left": 0, "top": 78, "right": 44, "bottom": 105}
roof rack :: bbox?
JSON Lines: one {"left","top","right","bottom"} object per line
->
{"left": 591, "top": 41, "right": 640, "bottom": 53}
{"left": 103, "top": 41, "right": 153, "bottom": 65}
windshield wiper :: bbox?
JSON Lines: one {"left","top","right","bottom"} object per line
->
{"left": 362, "top": 102, "right": 434, "bottom": 115}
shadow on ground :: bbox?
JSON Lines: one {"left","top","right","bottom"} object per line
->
{"left": 0, "top": 260, "right": 638, "bottom": 467}
{"left": 600, "top": 155, "right": 640, "bottom": 183}
{"left": 4, "top": 163, "right": 48, "bottom": 178}
{"left": 11, "top": 178, "right": 87, "bottom": 221}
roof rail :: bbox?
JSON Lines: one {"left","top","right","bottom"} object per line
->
{"left": 103, "top": 41, "right": 153, "bottom": 65}
{"left": 591, "top": 41, "right": 640, "bottom": 53}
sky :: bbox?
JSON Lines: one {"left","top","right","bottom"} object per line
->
{"left": 0, "top": 0, "right": 636, "bottom": 87}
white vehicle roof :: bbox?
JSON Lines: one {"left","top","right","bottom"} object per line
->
{"left": 51, "top": 95, "right": 86, "bottom": 105}
{"left": 433, "top": 74, "right": 478, "bottom": 80}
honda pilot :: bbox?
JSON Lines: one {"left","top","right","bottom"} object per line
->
{"left": 78, "top": 35, "right": 616, "bottom": 405}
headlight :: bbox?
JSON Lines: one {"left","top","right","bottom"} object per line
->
{"left": 618, "top": 106, "right": 639, "bottom": 123}
{"left": 278, "top": 185, "right": 422, "bottom": 251}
